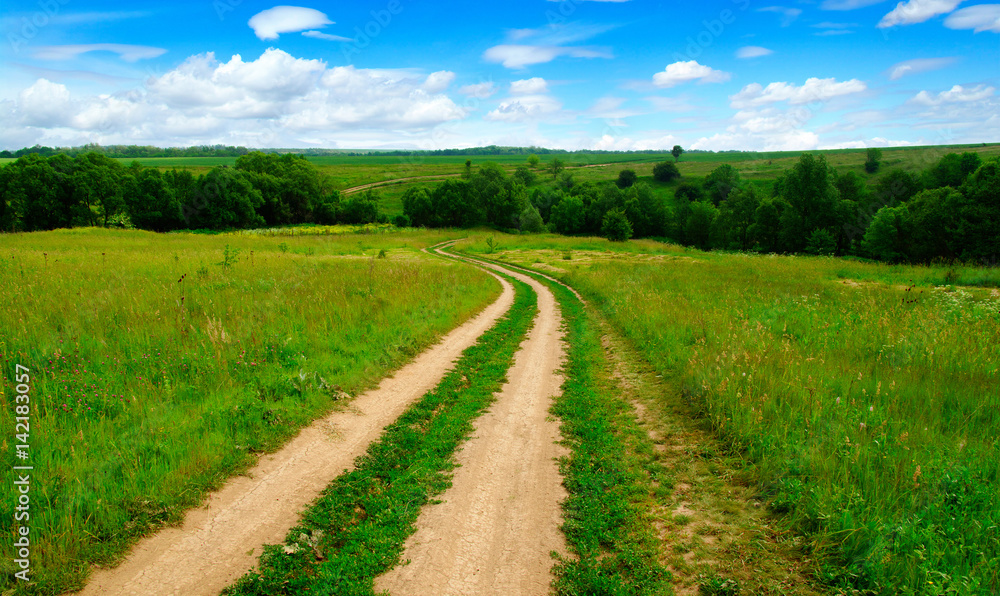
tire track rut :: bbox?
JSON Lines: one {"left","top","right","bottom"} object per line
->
{"left": 376, "top": 247, "right": 569, "bottom": 596}
{"left": 72, "top": 262, "right": 515, "bottom": 596}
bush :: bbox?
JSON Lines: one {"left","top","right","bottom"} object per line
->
{"left": 513, "top": 165, "right": 537, "bottom": 187}
{"left": 653, "top": 161, "right": 681, "bottom": 183}
{"left": 601, "top": 208, "right": 633, "bottom": 242}
{"left": 392, "top": 214, "right": 410, "bottom": 228}
{"left": 616, "top": 169, "right": 638, "bottom": 189}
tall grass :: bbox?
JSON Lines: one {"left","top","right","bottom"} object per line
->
{"left": 475, "top": 235, "right": 1000, "bottom": 595}
{"left": 0, "top": 228, "right": 498, "bottom": 595}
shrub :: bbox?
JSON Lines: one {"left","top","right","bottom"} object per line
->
{"left": 601, "top": 208, "right": 633, "bottom": 242}
{"left": 653, "top": 161, "right": 681, "bottom": 183}
{"left": 616, "top": 169, "right": 638, "bottom": 189}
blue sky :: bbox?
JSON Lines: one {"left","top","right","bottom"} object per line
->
{"left": 1, "top": 0, "right": 997, "bottom": 150}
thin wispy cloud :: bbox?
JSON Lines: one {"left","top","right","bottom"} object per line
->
{"left": 302, "top": 30, "right": 353, "bottom": 42}
{"left": 944, "top": 4, "right": 1000, "bottom": 32}
{"left": 878, "top": 0, "right": 964, "bottom": 28}
{"left": 887, "top": 57, "right": 957, "bottom": 79}
{"left": 758, "top": 6, "right": 803, "bottom": 26}
{"left": 33, "top": 44, "right": 167, "bottom": 62}
{"left": 483, "top": 22, "right": 615, "bottom": 69}
{"left": 736, "top": 46, "right": 774, "bottom": 58}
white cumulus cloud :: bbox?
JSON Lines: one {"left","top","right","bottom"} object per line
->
{"left": 730, "top": 77, "right": 867, "bottom": 108}
{"left": 248, "top": 6, "right": 333, "bottom": 40}
{"left": 510, "top": 77, "right": 549, "bottom": 95}
{"left": 652, "top": 61, "right": 730, "bottom": 88}
{"left": 878, "top": 0, "right": 964, "bottom": 27}
{"left": 5, "top": 49, "right": 467, "bottom": 149}
{"left": 910, "top": 84, "right": 995, "bottom": 105}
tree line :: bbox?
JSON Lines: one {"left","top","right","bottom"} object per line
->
{"left": 0, "top": 152, "right": 386, "bottom": 232}
{"left": 1, "top": 148, "right": 996, "bottom": 265}
{"left": 398, "top": 150, "right": 997, "bottom": 265}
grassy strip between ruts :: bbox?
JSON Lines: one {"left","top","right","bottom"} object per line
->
{"left": 222, "top": 270, "right": 536, "bottom": 596}
{"left": 464, "top": 253, "right": 672, "bottom": 596}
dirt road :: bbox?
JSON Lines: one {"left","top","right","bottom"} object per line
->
{"left": 73, "top": 266, "right": 514, "bottom": 596}
{"left": 376, "top": 248, "right": 568, "bottom": 596}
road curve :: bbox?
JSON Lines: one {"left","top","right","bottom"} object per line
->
{"left": 376, "top": 245, "right": 569, "bottom": 596}
{"left": 71, "top": 259, "right": 514, "bottom": 596}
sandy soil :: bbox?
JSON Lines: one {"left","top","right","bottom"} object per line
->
{"left": 375, "top": 249, "right": 568, "bottom": 596}
{"left": 72, "top": 267, "right": 514, "bottom": 596}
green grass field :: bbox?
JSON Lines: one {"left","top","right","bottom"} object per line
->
{"left": 0, "top": 228, "right": 499, "bottom": 595}
{"left": 466, "top": 233, "right": 1000, "bottom": 595}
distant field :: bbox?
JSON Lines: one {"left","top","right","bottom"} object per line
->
{"left": 5, "top": 143, "right": 1000, "bottom": 207}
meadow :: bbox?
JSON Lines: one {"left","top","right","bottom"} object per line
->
{"left": 0, "top": 227, "right": 500, "bottom": 594}
{"left": 465, "top": 233, "right": 1000, "bottom": 595}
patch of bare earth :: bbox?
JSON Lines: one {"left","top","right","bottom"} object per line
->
{"left": 598, "top": 329, "right": 830, "bottom": 596}
{"left": 375, "top": 254, "right": 568, "bottom": 596}
{"left": 71, "top": 272, "right": 515, "bottom": 596}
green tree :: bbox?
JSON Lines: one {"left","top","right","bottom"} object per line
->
{"left": 715, "top": 183, "right": 762, "bottom": 250}
{"left": 804, "top": 229, "right": 838, "bottom": 256}
{"left": 861, "top": 205, "right": 909, "bottom": 261}
{"left": 527, "top": 153, "right": 540, "bottom": 168}
{"left": 518, "top": 204, "right": 544, "bottom": 233}
{"left": 513, "top": 165, "right": 537, "bottom": 187}
{"left": 685, "top": 201, "right": 718, "bottom": 250}
{"left": 432, "top": 179, "right": 480, "bottom": 227}
{"left": 402, "top": 187, "right": 435, "bottom": 227}
{"left": 776, "top": 154, "right": 840, "bottom": 252}
{"left": 653, "top": 161, "right": 681, "bottom": 183}
{"left": 601, "top": 208, "right": 633, "bottom": 242}
{"left": 126, "top": 168, "right": 183, "bottom": 231}
{"left": 674, "top": 183, "right": 703, "bottom": 202}
{"left": 468, "top": 162, "right": 527, "bottom": 229}
{"left": 616, "top": 169, "right": 638, "bottom": 189}
{"left": 864, "top": 147, "right": 882, "bottom": 174}
{"left": 749, "top": 197, "right": 788, "bottom": 253}
{"left": 956, "top": 157, "right": 1000, "bottom": 262}
{"left": 550, "top": 158, "right": 565, "bottom": 179}
{"left": 341, "top": 189, "right": 382, "bottom": 224}
{"left": 549, "top": 194, "right": 585, "bottom": 235}
{"left": 923, "top": 152, "right": 982, "bottom": 189}
{"left": 184, "top": 167, "right": 265, "bottom": 230}
{"left": 624, "top": 183, "right": 668, "bottom": 238}
{"left": 905, "top": 187, "right": 965, "bottom": 262}
{"left": 671, "top": 145, "right": 685, "bottom": 162}
{"left": 704, "top": 164, "right": 741, "bottom": 206}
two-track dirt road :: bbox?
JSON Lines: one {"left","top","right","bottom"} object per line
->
{"left": 375, "top": 248, "right": 568, "bottom": 595}
{"left": 74, "top": 245, "right": 569, "bottom": 596}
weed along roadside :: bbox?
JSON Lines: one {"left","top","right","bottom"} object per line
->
{"left": 455, "top": 249, "right": 672, "bottom": 596}
{"left": 0, "top": 229, "right": 502, "bottom": 595}
{"left": 466, "top": 233, "right": 1000, "bottom": 595}
{"left": 68, "top": 249, "right": 512, "bottom": 596}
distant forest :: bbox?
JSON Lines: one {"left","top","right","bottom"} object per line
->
{"left": 1, "top": 143, "right": 705, "bottom": 159}
{"left": 0, "top": 148, "right": 997, "bottom": 266}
